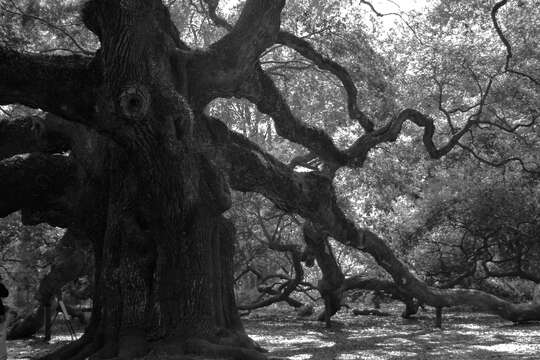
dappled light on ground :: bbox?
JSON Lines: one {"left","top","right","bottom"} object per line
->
{"left": 8, "top": 333, "right": 83, "bottom": 360}
{"left": 6, "top": 306, "right": 540, "bottom": 359}
{"left": 244, "top": 305, "right": 540, "bottom": 359}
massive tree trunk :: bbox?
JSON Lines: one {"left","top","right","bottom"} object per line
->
{"left": 36, "top": 1, "right": 266, "bottom": 358}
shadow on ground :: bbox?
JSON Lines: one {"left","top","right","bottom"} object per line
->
{"left": 7, "top": 305, "right": 540, "bottom": 359}
{"left": 245, "top": 305, "right": 540, "bottom": 360}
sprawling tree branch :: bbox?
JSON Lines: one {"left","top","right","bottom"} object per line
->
{"left": 0, "top": 153, "right": 76, "bottom": 220}
{"left": 0, "top": 116, "right": 71, "bottom": 160}
{"left": 204, "top": 114, "right": 540, "bottom": 323}
{"left": 343, "top": 276, "right": 420, "bottom": 318}
{"left": 240, "top": 69, "right": 473, "bottom": 169}
{"left": 241, "top": 67, "right": 350, "bottom": 166}
{"left": 346, "top": 109, "right": 474, "bottom": 166}
{"left": 491, "top": 0, "right": 539, "bottom": 85}
{"left": 191, "top": 1, "right": 475, "bottom": 174}
{"left": 0, "top": 48, "right": 98, "bottom": 122}
{"left": 276, "top": 31, "right": 374, "bottom": 132}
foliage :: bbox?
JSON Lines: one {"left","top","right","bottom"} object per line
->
{"left": 0, "top": 213, "right": 64, "bottom": 314}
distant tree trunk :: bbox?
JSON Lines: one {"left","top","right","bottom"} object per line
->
{"left": 303, "top": 223, "right": 344, "bottom": 326}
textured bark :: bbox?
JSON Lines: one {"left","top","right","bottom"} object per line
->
{"left": 0, "top": 48, "right": 97, "bottom": 122}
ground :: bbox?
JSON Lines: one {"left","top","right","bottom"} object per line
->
{"left": 7, "top": 304, "right": 540, "bottom": 359}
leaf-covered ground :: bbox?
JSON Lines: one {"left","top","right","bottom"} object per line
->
{"left": 7, "top": 305, "right": 540, "bottom": 359}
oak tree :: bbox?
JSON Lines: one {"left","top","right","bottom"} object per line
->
{"left": 0, "top": 0, "right": 539, "bottom": 359}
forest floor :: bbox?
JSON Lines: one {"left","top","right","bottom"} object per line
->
{"left": 6, "top": 303, "right": 540, "bottom": 359}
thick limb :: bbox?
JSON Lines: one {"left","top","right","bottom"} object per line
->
{"left": 0, "top": 115, "right": 71, "bottom": 160}
{"left": 0, "top": 153, "right": 76, "bottom": 221}
{"left": 204, "top": 115, "right": 540, "bottom": 323}
{"left": 343, "top": 276, "right": 420, "bottom": 318}
{"left": 0, "top": 48, "right": 97, "bottom": 122}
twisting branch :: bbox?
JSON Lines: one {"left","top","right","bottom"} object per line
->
{"left": 195, "top": 0, "right": 471, "bottom": 172}
{"left": 458, "top": 143, "right": 540, "bottom": 175}
{"left": 202, "top": 114, "right": 540, "bottom": 323}
{"left": 358, "top": 0, "right": 423, "bottom": 44}
{"left": 241, "top": 67, "right": 350, "bottom": 166}
{"left": 276, "top": 31, "right": 374, "bottom": 132}
{"left": 491, "top": 0, "right": 539, "bottom": 85}
{"left": 348, "top": 109, "right": 473, "bottom": 166}
{"left": 209, "top": 37, "right": 479, "bottom": 172}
